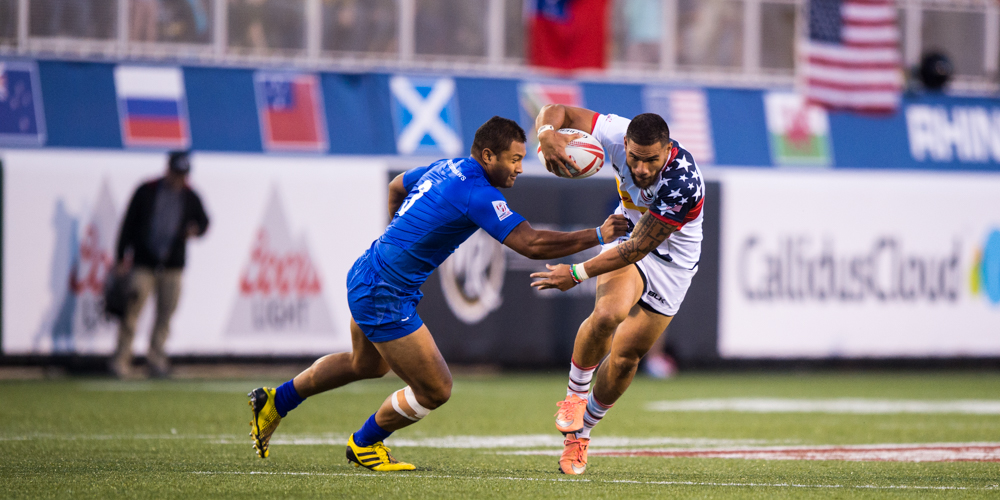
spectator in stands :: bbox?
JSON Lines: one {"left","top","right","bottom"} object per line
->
{"left": 229, "top": 0, "right": 269, "bottom": 50}
{"left": 623, "top": 0, "right": 661, "bottom": 65}
{"left": 324, "top": 0, "right": 396, "bottom": 54}
{"left": 678, "top": 0, "right": 741, "bottom": 68}
{"left": 131, "top": 0, "right": 161, "bottom": 42}
{"left": 110, "top": 151, "right": 209, "bottom": 379}
{"left": 44, "top": 0, "right": 95, "bottom": 38}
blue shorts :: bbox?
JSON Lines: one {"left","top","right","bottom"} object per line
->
{"left": 347, "top": 253, "right": 424, "bottom": 343}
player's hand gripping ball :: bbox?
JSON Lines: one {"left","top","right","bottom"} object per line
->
{"left": 537, "top": 128, "right": 605, "bottom": 179}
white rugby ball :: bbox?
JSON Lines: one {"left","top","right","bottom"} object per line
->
{"left": 536, "top": 128, "right": 605, "bottom": 179}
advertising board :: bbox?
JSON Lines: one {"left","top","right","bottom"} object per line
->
{"left": 1, "top": 150, "right": 385, "bottom": 356}
{"left": 719, "top": 169, "right": 1000, "bottom": 358}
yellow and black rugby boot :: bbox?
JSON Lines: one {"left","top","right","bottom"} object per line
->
{"left": 346, "top": 434, "right": 416, "bottom": 471}
{"left": 248, "top": 387, "right": 281, "bottom": 458}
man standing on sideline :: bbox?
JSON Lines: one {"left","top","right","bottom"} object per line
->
{"left": 532, "top": 105, "right": 704, "bottom": 475}
{"left": 111, "top": 151, "right": 209, "bottom": 378}
{"left": 247, "top": 117, "right": 628, "bottom": 471}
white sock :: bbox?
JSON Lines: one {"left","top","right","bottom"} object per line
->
{"left": 579, "top": 392, "right": 613, "bottom": 438}
{"left": 566, "top": 359, "right": 597, "bottom": 397}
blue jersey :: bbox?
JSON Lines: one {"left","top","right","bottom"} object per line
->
{"left": 367, "top": 157, "right": 526, "bottom": 290}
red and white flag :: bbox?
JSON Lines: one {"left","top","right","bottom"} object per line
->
{"left": 801, "top": 0, "right": 903, "bottom": 113}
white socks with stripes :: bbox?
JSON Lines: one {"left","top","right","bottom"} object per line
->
{"left": 579, "top": 393, "right": 613, "bottom": 439}
{"left": 567, "top": 359, "right": 597, "bottom": 397}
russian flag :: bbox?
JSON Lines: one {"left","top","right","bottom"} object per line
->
{"left": 114, "top": 66, "right": 190, "bottom": 148}
{"left": 254, "top": 72, "right": 328, "bottom": 152}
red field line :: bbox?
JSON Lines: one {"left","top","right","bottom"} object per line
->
{"left": 595, "top": 444, "right": 1000, "bottom": 462}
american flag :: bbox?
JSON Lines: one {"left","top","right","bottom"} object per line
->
{"left": 802, "top": 0, "right": 903, "bottom": 113}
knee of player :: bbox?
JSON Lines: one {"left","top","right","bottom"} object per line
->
{"left": 609, "top": 350, "right": 643, "bottom": 373}
{"left": 590, "top": 306, "right": 628, "bottom": 333}
{"left": 427, "top": 380, "right": 451, "bottom": 410}
{"left": 417, "top": 381, "right": 452, "bottom": 409}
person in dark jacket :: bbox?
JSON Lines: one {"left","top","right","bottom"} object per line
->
{"left": 111, "top": 151, "right": 209, "bottom": 378}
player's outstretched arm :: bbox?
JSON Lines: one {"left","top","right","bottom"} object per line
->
{"left": 387, "top": 173, "right": 408, "bottom": 218}
{"left": 529, "top": 212, "right": 677, "bottom": 291}
{"left": 535, "top": 104, "right": 597, "bottom": 177}
{"left": 503, "top": 214, "right": 628, "bottom": 260}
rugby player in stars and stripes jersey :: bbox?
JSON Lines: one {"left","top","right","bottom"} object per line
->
{"left": 247, "top": 116, "right": 628, "bottom": 471}
{"left": 532, "top": 106, "right": 705, "bottom": 475}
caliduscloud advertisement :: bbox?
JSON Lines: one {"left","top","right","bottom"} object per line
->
{"left": 719, "top": 169, "right": 1000, "bottom": 358}
{"left": 2, "top": 150, "right": 386, "bottom": 356}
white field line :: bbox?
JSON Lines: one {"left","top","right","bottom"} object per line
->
{"left": 646, "top": 398, "right": 1000, "bottom": 414}
{"left": 502, "top": 442, "right": 1000, "bottom": 462}
{"left": 75, "top": 381, "right": 385, "bottom": 394}
{"left": 0, "top": 433, "right": 779, "bottom": 448}
{"left": 262, "top": 435, "right": 784, "bottom": 448}
{"left": 189, "top": 471, "right": 1000, "bottom": 491}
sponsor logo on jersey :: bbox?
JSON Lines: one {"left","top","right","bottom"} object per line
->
{"left": 114, "top": 65, "right": 190, "bottom": 148}
{"left": 763, "top": 92, "right": 832, "bottom": 166}
{"left": 226, "top": 189, "right": 336, "bottom": 335}
{"left": 492, "top": 200, "right": 513, "bottom": 221}
{"left": 447, "top": 159, "right": 467, "bottom": 181}
{"left": 439, "top": 229, "right": 506, "bottom": 324}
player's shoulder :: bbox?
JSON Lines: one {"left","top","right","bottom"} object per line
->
{"left": 592, "top": 113, "right": 630, "bottom": 139}
{"left": 433, "top": 157, "right": 494, "bottom": 203}
{"left": 663, "top": 142, "right": 700, "bottom": 177}
{"left": 655, "top": 143, "right": 703, "bottom": 193}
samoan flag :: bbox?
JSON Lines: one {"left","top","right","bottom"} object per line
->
{"left": 527, "top": 0, "right": 609, "bottom": 70}
{"left": 114, "top": 66, "right": 190, "bottom": 148}
{"left": 254, "top": 72, "right": 328, "bottom": 152}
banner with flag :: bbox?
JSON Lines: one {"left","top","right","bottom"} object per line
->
{"left": 114, "top": 66, "right": 190, "bottom": 148}
{"left": 517, "top": 81, "right": 583, "bottom": 150}
{"left": 802, "top": 0, "right": 903, "bottom": 113}
{"left": 643, "top": 87, "right": 715, "bottom": 165}
{"left": 0, "top": 61, "right": 46, "bottom": 146}
{"left": 254, "top": 72, "right": 328, "bottom": 152}
{"left": 526, "top": 0, "right": 609, "bottom": 71}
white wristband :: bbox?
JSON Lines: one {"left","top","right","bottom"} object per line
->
{"left": 572, "top": 263, "right": 590, "bottom": 281}
{"left": 537, "top": 124, "right": 555, "bottom": 138}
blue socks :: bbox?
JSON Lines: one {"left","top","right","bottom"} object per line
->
{"left": 274, "top": 379, "right": 306, "bottom": 417}
{"left": 353, "top": 414, "right": 392, "bottom": 447}
{"left": 273, "top": 380, "right": 392, "bottom": 447}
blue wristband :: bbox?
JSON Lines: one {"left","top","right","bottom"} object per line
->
{"left": 596, "top": 227, "right": 605, "bottom": 245}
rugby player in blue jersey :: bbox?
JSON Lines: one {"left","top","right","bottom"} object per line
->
{"left": 248, "top": 116, "right": 628, "bottom": 471}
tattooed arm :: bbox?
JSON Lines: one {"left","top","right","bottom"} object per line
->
{"left": 530, "top": 212, "right": 677, "bottom": 291}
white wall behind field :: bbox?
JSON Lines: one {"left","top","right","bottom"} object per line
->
{"left": 716, "top": 168, "right": 1000, "bottom": 358}
{"left": 1, "top": 149, "right": 388, "bottom": 356}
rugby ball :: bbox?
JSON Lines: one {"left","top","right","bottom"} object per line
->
{"left": 536, "top": 128, "right": 605, "bottom": 179}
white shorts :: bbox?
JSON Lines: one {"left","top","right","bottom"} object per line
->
{"left": 600, "top": 239, "right": 698, "bottom": 317}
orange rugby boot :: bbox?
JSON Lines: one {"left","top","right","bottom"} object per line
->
{"left": 558, "top": 432, "right": 590, "bottom": 475}
{"left": 554, "top": 394, "right": 588, "bottom": 434}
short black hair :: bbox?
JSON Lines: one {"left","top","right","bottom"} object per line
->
{"left": 168, "top": 150, "right": 191, "bottom": 174}
{"left": 471, "top": 116, "right": 526, "bottom": 158}
{"left": 625, "top": 113, "right": 671, "bottom": 147}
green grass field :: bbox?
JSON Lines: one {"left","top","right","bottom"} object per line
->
{"left": 2, "top": 371, "right": 999, "bottom": 498}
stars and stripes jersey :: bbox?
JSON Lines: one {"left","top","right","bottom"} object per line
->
{"left": 591, "top": 113, "right": 704, "bottom": 270}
